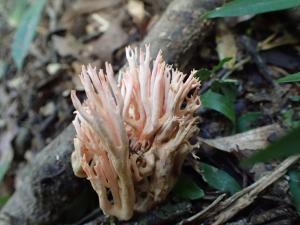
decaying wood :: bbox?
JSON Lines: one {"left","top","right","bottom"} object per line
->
{"left": 0, "top": 125, "right": 96, "bottom": 225}
{"left": 0, "top": 0, "right": 223, "bottom": 224}
{"left": 141, "top": 0, "right": 219, "bottom": 67}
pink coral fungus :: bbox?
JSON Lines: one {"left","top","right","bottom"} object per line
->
{"left": 71, "top": 45, "right": 201, "bottom": 220}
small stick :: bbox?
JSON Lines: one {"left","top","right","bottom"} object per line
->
{"left": 177, "top": 194, "right": 226, "bottom": 225}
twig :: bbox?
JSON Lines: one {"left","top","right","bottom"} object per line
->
{"left": 177, "top": 194, "right": 226, "bottom": 225}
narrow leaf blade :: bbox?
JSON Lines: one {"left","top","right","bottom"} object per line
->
{"left": 211, "top": 57, "right": 232, "bottom": 73}
{"left": 207, "top": 0, "right": 300, "bottom": 18}
{"left": 11, "top": 0, "right": 47, "bottom": 69}
{"left": 276, "top": 72, "right": 300, "bottom": 83}
{"left": 289, "top": 170, "right": 300, "bottom": 216}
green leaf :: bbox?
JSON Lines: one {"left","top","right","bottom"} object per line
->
{"left": 281, "top": 108, "right": 300, "bottom": 129}
{"left": 207, "top": 0, "right": 300, "bottom": 18}
{"left": 195, "top": 58, "right": 232, "bottom": 81}
{"left": 237, "top": 112, "right": 262, "bottom": 132}
{"left": 195, "top": 68, "right": 211, "bottom": 81}
{"left": 200, "top": 163, "right": 241, "bottom": 195}
{"left": 202, "top": 89, "right": 236, "bottom": 124}
{"left": 8, "top": 0, "right": 29, "bottom": 27}
{"left": 11, "top": 0, "right": 47, "bottom": 69}
{"left": 173, "top": 175, "right": 205, "bottom": 200}
{"left": 211, "top": 57, "right": 232, "bottom": 73}
{"left": 0, "top": 196, "right": 10, "bottom": 206}
{"left": 242, "top": 126, "right": 300, "bottom": 165}
{"left": 276, "top": 72, "right": 300, "bottom": 83}
{"left": 211, "top": 79, "right": 238, "bottom": 102}
{"left": 289, "top": 95, "right": 300, "bottom": 102}
{"left": 288, "top": 170, "right": 300, "bottom": 216}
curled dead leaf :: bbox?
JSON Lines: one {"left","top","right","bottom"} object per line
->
{"left": 198, "top": 124, "right": 284, "bottom": 157}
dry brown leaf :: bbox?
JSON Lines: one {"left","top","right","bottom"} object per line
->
{"left": 90, "top": 20, "right": 128, "bottom": 62}
{"left": 127, "top": 0, "right": 145, "bottom": 26}
{"left": 198, "top": 124, "right": 284, "bottom": 156}
{"left": 216, "top": 21, "right": 237, "bottom": 69}
{"left": 72, "top": 0, "right": 121, "bottom": 15}
{"left": 61, "top": 0, "right": 122, "bottom": 33}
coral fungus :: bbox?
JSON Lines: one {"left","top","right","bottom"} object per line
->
{"left": 71, "top": 45, "right": 201, "bottom": 220}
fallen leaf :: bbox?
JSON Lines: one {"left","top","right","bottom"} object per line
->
{"left": 127, "top": 0, "right": 145, "bottom": 26}
{"left": 216, "top": 21, "right": 237, "bottom": 69}
{"left": 91, "top": 17, "right": 128, "bottom": 62}
{"left": 72, "top": 0, "right": 121, "bottom": 15}
{"left": 243, "top": 125, "right": 300, "bottom": 165}
{"left": 198, "top": 124, "right": 284, "bottom": 156}
{"left": 52, "top": 35, "right": 82, "bottom": 57}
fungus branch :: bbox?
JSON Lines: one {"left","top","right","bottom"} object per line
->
{"left": 71, "top": 45, "right": 201, "bottom": 220}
